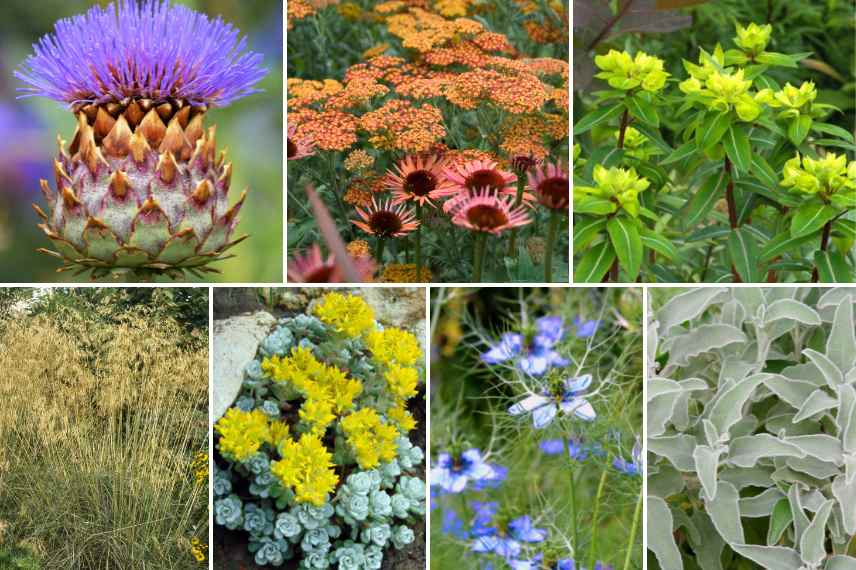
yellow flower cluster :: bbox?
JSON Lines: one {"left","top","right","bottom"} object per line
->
{"left": 215, "top": 408, "right": 276, "bottom": 462}
{"left": 313, "top": 292, "right": 375, "bottom": 337}
{"left": 385, "top": 364, "right": 419, "bottom": 400}
{"left": 190, "top": 537, "right": 207, "bottom": 563}
{"left": 366, "top": 327, "right": 422, "bottom": 366}
{"left": 272, "top": 433, "right": 339, "bottom": 506}
{"left": 190, "top": 451, "right": 208, "bottom": 486}
{"left": 387, "top": 401, "right": 417, "bottom": 432}
{"left": 341, "top": 408, "right": 399, "bottom": 468}
{"left": 263, "top": 346, "right": 363, "bottom": 434}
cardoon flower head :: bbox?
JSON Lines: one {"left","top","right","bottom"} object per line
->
{"left": 430, "top": 448, "right": 496, "bottom": 494}
{"left": 15, "top": 0, "right": 267, "bottom": 279}
{"left": 481, "top": 315, "right": 570, "bottom": 376}
{"left": 509, "top": 375, "right": 596, "bottom": 429}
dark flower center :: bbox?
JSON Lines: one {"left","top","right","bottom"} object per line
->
{"left": 370, "top": 211, "right": 403, "bottom": 237}
{"left": 404, "top": 170, "right": 436, "bottom": 196}
{"left": 466, "top": 205, "right": 508, "bottom": 229}
{"left": 539, "top": 177, "right": 569, "bottom": 209}
{"left": 304, "top": 265, "right": 336, "bottom": 282}
{"left": 465, "top": 169, "right": 506, "bottom": 191}
{"left": 287, "top": 138, "right": 298, "bottom": 158}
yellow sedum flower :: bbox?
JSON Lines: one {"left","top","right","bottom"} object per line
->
{"left": 268, "top": 420, "right": 291, "bottom": 449}
{"left": 299, "top": 398, "right": 337, "bottom": 434}
{"left": 385, "top": 364, "right": 419, "bottom": 400}
{"left": 781, "top": 153, "right": 856, "bottom": 207}
{"left": 271, "top": 433, "right": 339, "bottom": 506}
{"left": 341, "top": 408, "right": 399, "bottom": 469}
{"left": 263, "top": 347, "right": 363, "bottom": 414}
{"left": 388, "top": 401, "right": 417, "bottom": 433}
{"left": 575, "top": 165, "right": 651, "bottom": 218}
{"left": 313, "top": 293, "right": 375, "bottom": 338}
{"left": 594, "top": 49, "right": 669, "bottom": 93}
{"left": 366, "top": 327, "right": 422, "bottom": 367}
{"left": 734, "top": 22, "right": 772, "bottom": 56}
{"left": 215, "top": 408, "right": 272, "bottom": 462}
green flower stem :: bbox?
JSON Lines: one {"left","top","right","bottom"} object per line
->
{"left": 416, "top": 203, "right": 423, "bottom": 280}
{"left": 507, "top": 175, "right": 527, "bottom": 257}
{"left": 563, "top": 436, "right": 579, "bottom": 564}
{"left": 622, "top": 488, "right": 643, "bottom": 570}
{"left": 587, "top": 460, "right": 610, "bottom": 570}
{"left": 472, "top": 233, "right": 487, "bottom": 282}
{"left": 545, "top": 210, "right": 562, "bottom": 282}
{"left": 811, "top": 219, "right": 834, "bottom": 283}
{"left": 375, "top": 237, "right": 386, "bottom": 264}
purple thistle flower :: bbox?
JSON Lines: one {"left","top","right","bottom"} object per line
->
{"left": 15, "top": 0, "right": 267, "bottom": 107}
{"left": 481, "top": 316, "right": 570, "bottom": 376}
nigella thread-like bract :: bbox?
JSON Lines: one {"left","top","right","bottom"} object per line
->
{"left": 16, "top": 0, "right": 267, "bottom": 279}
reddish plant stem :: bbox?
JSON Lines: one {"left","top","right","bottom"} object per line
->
{"left": 811, "top": 220, "right": 834, "bottom": 283}
{"left": 609, "top": 258, "right": 619, "bottom": 281}
{"left": 617, "top": 109, "right": 630, "bottom": 149}
{"left": 587, "top": 0, "right": 635, "bottom": 51}
{"left": 723, "top": 158, "right": 742, "bottom": 282}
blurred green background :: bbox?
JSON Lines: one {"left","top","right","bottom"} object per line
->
{"left": 0, "top": 0, "right": 283, "bottom": 283}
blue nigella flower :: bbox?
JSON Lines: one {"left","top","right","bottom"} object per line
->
{"left": 470, "top": 514, "right": 547, "bottom": 560}
{"left": 472, "top": 463, "right": 508, "bottom": 491}
{"left": 539, "top": 438, "right": 601, "bottom": 461}
{"left": 613, "top": 439, "right": 642, "bottom": 476}
{"left": 431, "top": 449, "right": 496, "bottom": 493}
{"left": 15, "top": 0, "right": 267, "bottom": 107}
{"left": 508, "top": 375, "right": 596, "bottom": 429}
{"left": 512, "top": 558, "right": 612, "bottom": 570}
{"left": 573, "top": 316, "right": 600, "bottom": 338}
{"left": 442, "top": 509, "right": 468, "bottom": 540}
{"left": 481, "top": 316, "right": 569, "bottom": 376}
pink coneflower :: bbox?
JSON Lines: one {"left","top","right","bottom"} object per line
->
{"left": 287, "top": 124, "right": 315, "bottom": 160}
{"left": 287, "top": 244, "right": 375, "bottom": 282}
{"left": 528, "top": 162, "right": 569, "bottom": 210}
{"left": 352, "top": 198, "right": 419, "bottom": 238}
{"left": 443, "top": 159, "right": 526, "bottom": 213}
{"left": 451, "top": 189, "right": 531, "bottom": 235}
{"left": 387, "top": 155, "right": 456, "bottom": 207}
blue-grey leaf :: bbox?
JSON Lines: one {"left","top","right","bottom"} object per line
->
{"left": 708, "top": 373, "right": 768, "bottom": 436}
{"left": 690, "top": 511, "right": 726, "bottom": 570}
{"left": 799, "top": 499, "right": 833, "bottom": 565}
{"left": 704, "top": 480, "right": 744, "bottom": 544}
{"left": 838, "top": 385, "right": 856, "bottom": 454}
{"left": 728, "top": 434, "right": 806, "bottom": 468}
{"left": 739, "top": 488, "right": 785, "bottom": 518}
{"left": 827, "top": 296, "right": 856, "bottom": 373}
{"left": 764, "top": 374, "right": 822, "bottom": 409}
{"left": 805, "top": 348, "right": 845, "bottom": 388}
{"left": 786, "top": 434, "right": 844, "bottom": 465}
{"left": 789, "top": 484, "right": 811, "bottom": 545}
{"left": 794, "top": 389, "right": 839, "bottom": 423}
{"left": 730, "top": 544, "right": 802, "bottom": 570}
{"left": 825, "top": 555, "right": 856, "bottom": 570}
{"left": 668, "top": 324, "right": 747, "bottom": 367}
{"left": 649, "top": 434, "right": 698, "bottom": 471}
{"left": 694, "top": 444, "right": 721, "bottom": 500}
{"left": 658, "top": 287, "right": 728, "bottom": 334}
{"left": 831, "top": 474, "right": 856, "bottom": 535}
{"left": 647, "top": 496, "right": 684, "bottom": 570}
{"left": 765, "top": 298, "right": 822, "bottom": 326}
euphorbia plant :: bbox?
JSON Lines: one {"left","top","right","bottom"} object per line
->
{"left": 574, "top": 23, "right": 856, "bottom": 283}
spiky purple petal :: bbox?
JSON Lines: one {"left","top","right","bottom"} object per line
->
{"left": 15, "top": 0, "right": 267, "bottom": 107}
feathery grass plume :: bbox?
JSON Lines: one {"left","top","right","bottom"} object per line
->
{"left": 16, "top": 0, "right": 268, "bottom": 280}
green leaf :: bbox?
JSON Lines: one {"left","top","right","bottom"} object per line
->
{"left": 749, "top": 153, "right": 779, "bottom": 189}
{"left": 724, "top": 124, "right": 752, "bottom": 173}
{"left": 728, "top": 227, "right": 761, "bottom": 282}
{"left": 698, "top": 111, "right": 732, "bottom": 150}
{"left": 573, "top": 103, "right": 624, "bottom": 135}
{"left": 811, "top": 122, "right": 855, "bottom": 142}
{"left": 574, "top": 241, "right": 615, "bottom": 283}
{"left": 757, "top": 51, "right": 800, "bottom": 68}
{"left": 685, "top": 170, "right": 727, "bottom": 226}
{"left": 814, "top": 251, "right": 852, "bottom": 283}
{"left": 790, "top": 202, "right": 837, "bottom": 238}
{"left": 833, "top": 219, "right": 856, "bottom": 240}
{"left": 640, "top": 227, "right": 679, "bottom": 259}
{"left": 572, "top": 217, "right": 607, "bottom": 254}
{"left": 606, "top": 216, "right": 643, "bottom": 281}
{"left": 626, "top": 93, "right": 659, "bottom": 127}
{"left": 632, "top": 122, "right": 673, "bottom": 154}
{"left": 758, "top": 231, "right": 816, "bottom": 262}
{"left": 767, "top": 499, "right": 793, "bottom": 545}
{"left": 574, "top": 197, "right": 617, "bottom": 216}
{"left": 788, "top": 115, "right": 812, "bottom": 146}
{"left": 661, "top": 140, "right": 697, "bottom": 165}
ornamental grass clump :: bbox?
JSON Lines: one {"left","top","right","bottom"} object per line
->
{"left": 15, "top": 0, "right": 267, "bottom": 280}
{"left": 574, "top": 22, "right": 855, "bottom": 283}
{"left": 648, "top": 287, "right": 856, "bottom": 569}
{"left": 213, "top": 292, "right": 426, "bottom": 568}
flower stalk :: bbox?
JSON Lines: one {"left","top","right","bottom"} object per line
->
{"left": 545, "top": 210, "right": 561, "bottom": 282}
{"left": 587, "top": 460, "right": 610, "bottom": 570}
{"left": 563, "top": 436, "right": 579, "bottom": 565}
{"left": 472, "top": 233, "right": 487, "bottom": 282}
{"left": 622, "top": 489, "right": 643, "bottom": 570}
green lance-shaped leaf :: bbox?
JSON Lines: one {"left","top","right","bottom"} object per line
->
{"left": 788, "top": 115, "right": 813, "bottom": 146}
{"left": 804, "top": 348, "right": 844, "bottom": 388}
{"left": 661, "top": 140, "right": 697, "bottom": 165}
{"left": 626, "top": 93, "right": 660, "bottom": 127}
{"left": 574, "top": 241, "right": 615, "bottom": 283}
{"left": 647, "top": 496, "right": 684, "bottom": 570}
{"left": 827, "top": 297, "right": 856, "bottom": 373}
{"left": 814, "top": 251, "right": 852, "bottom": 283}
{"left": 730, "top": 545, "right": 802, "bottom": 570}
{"left": 572, "top": 217, "right": 607, "bottom": 254}
{"left": 767, "top": 499, "right": 793, "bottom": 545}
{"left": 573, "top": 103, "right": 624, "bottom": 135}
{"left": 758, "top": 231, "right": 816, "bottom": 263}
{"left": 728, "top": 227, "right": 761, "bottom": 282}
{"left": 685, "top": 169, "right": 728, "bottom": 226}
{"left": 575, "top": 197, "right": 617, "bottom": 216}
{"left": 764, "top": 298, "right": 822, "bottom": 326}
{"left": 640, "top": 227, "right": 679, "bottom": 259}
{"left": 707, "top": 373, "right": 767, "bottom": 436}
{"left": 694, "top": 444, "right": 722, "bottom": 500}
{"left": 658, "top": 287, "right": 728, "bottom": 334}
{"left": 791, "top": 202, "right": 838, "bottom": 238}
{"left": 669, "top": 324, "right": 747, "bottom": 367}
{"left": 606, "top": 216, "right": 643, "bottom": 281}
{"left": 750, "top": 153, "right": 779, "bottom": 189}
{"left": 704, "top": 480, "right": 744, "bottom": 544}
{"left": 723, "top": 124, "right": 751, "bottom": 173}
{"left": 800, "top": 499, "right": 834, "bottom": 566}
{"left": 698, "top": 111, "right": 732, "bottom": 150}
{"left": 728, "top": 434, "right": 806, "bottom": 468}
